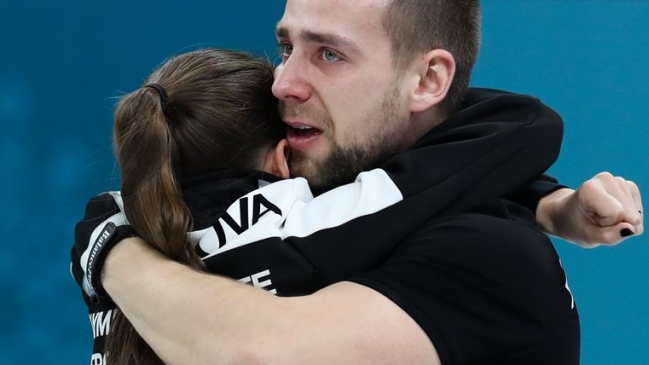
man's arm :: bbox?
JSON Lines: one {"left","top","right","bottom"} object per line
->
{"left": 537, "top": 172, "right": 643, "bottom": 247}
{"left": 104, "top": 238, "right": 440, "bottom": 365}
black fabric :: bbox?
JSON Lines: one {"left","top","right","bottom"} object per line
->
{"left": 508, "top": 174, "right": 567, "bottom": 214}
{"left": 71, "top": 193, "right": 124, "bottom": 364}
{"left": 72, "top": 193, "right": 123, "bottom": 302}
{"left": 86, "top": 223, "right": 136, "bottom": 304}
{"left": 349, "top": 200, "right": 580, "bottom": 365}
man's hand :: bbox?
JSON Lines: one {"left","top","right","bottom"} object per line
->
{"left": 537, "top": 172, "right": 644, "bottom": 248}
{"left": 70, "top": 191, "right": 134, "bottom": 304}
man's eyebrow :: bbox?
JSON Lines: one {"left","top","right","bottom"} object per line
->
{"left": 276, "top": 25, "right": 357, "bottom": 50}
{"left": 276, "top": 25, "right": 288, "bottom": 39}
{"left": 302, "top": 31, "right": 356, "bottom": 49}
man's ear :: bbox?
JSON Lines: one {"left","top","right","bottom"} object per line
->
{"left": 266, "top": 139, "right": 291, "bottom": 179}
{"left": 408, "top": 49, "right": 456, "bottom": 113}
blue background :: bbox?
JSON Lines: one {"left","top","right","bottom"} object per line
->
{"left": 1, "top": 1, "right": 647, "bottom": 364}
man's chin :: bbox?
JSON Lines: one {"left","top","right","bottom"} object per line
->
{"left": 289, "top": 158, "right": 330, "bottom": 195}
{"left": 288, "top": 152, "right": 316, "bottom": 179}
{"left": 289, "top": 151, "right": 364, "bottom": 196}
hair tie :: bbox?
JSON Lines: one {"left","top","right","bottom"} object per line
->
{"left": 144, "top": 83, "right": 170, "bottom": 106}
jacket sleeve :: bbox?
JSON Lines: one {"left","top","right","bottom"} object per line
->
{"left": 507, "top": 174, "right": 568, "bottom": 214}
{"left": 84, "top": 299, "right": 115, "bottom": 365}
{"left": 70, "top": 193, "right": 122, "bottom": 365}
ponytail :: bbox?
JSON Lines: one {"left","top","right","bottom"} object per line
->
{"left": 106, "top": 85, "right": 203, "bottom": 365}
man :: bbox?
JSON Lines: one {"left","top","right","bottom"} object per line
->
{"left": 76, "top": 1, "right": 643, "bottom": 364}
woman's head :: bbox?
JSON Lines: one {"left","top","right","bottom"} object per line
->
{"left": 107, "top": 48, "right": 287, "bottom": 365}
{"left": 114, "top": 48, "right": 287, "bottom": 183}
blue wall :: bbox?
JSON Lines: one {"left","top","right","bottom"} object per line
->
{"left": 1, "top": 1, "right": 646, "bottom": 364}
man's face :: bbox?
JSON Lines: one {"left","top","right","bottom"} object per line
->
{"left": 273, "top": 0, "right": 411, "bottom": 194}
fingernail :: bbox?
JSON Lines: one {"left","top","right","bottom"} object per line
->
{"left": 621, "top": 228, "right": 635, "bottom": 237}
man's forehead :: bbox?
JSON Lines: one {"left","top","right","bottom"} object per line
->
{"left": 282, "top": 0, "right": 388, "bottom": 13}
{"left": 277, "top": 0, "right": 388, "bottom": 39}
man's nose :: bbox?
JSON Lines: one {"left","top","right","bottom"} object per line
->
{"left": 272, "top": 56, "right": 312, "bottom": 102}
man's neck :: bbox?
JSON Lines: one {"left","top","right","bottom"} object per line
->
{"left": 402, "top": 108, "right": 448, "bottom": 151}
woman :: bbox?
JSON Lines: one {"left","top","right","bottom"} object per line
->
{"left": 72, "top": 48, "right": 563, "bottom": 364}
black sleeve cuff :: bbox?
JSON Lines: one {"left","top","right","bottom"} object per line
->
{"left": 507, "top": 174, "right": 568, "bottom": 214}
{"left": 86, "top": 223, "right": 136, "bottom": 305}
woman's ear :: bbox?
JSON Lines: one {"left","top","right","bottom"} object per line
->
{"left": 409, "top": 49, "right": 456, "bottom": 113}
{"left": 264, "top": 139, "right": 291, "bottom": 179}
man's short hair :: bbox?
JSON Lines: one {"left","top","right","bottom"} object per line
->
{"left": 383, "top": 0, "right": 481, "bottom": 115}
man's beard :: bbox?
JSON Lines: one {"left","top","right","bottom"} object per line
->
{"left": 289, "top": 140, "right": 398, "bottom": 195}
{"left": 287, "top": 86, "right": 402, "bottom": 195}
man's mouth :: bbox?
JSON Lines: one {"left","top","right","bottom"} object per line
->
{"left": 286, "top": 125, "right": 324, "bottom": 150}
{"left": 287, "top": 125, "right": 323, "bottom": 138}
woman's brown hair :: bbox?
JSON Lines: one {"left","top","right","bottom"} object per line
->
{"left": 107, "top": 48, "right": 284, "bottom": 364}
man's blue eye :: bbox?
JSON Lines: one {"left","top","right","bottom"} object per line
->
{"left": 281, "top": 44, "right": 293, "bottom": 56}
{"left": 322, "top": 49, "right": 340, "bottom": 62}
